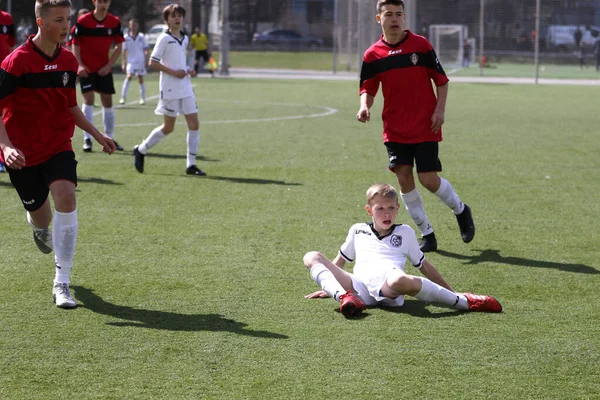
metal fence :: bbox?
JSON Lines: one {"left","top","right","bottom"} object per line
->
{"left": 332, "top": 0, "right": 600, "bottom": 78}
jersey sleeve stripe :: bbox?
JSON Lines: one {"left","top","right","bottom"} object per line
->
{"left": 0, "top": 68, "right": 18, "bottom": 100}
{"left": 413, "top": 254, "right": 424, "bottom": 268}
{"left": 339, "top": 249, "right": 353, "bottom": 262}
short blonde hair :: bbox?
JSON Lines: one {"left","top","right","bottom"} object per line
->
{"left": 35, "top": 0, "right": 72, "bottom": 18}
{"left": 366, "top": 183, "right": 398, "bottom": 205}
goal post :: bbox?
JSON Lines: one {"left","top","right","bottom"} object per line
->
{"left": 428, "top": 24, "right": 468, "bottom": 68}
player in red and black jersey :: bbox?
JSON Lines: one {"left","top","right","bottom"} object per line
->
{"left": 357, "top": 0, "right": 474, "bottom": 252}
{"left": 73, "top": 0, "right": 125, "bottom": 152}
{"left": 0, "top": 0, "right": 115, "bottom": 309}
{"left": 0, "top": 8, "right": 15, "bottom": 172}
{"left": 64, "top": 7, "right": 88, "bottom": 47}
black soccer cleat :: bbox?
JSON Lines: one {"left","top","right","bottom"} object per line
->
{"left": 186, "top": 165, "right": 206, "bottom": 176}
{"left": 456, "top": 204, "right": 475, "bottom": 243}
{"left": 113, "top": 140, "right": 125, "bottom": 151}
{"left": 82, "top": 138, "right": 92, "bottom": 152}
{"left": 133, "top": 145, "right": 144, "bottom": 173}
{"left": 419, "top": 232, "right": 438, "bottom": 252}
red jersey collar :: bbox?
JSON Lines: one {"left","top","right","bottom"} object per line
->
{"left": 380, "top": 30, "right": 411, "bottom": 48}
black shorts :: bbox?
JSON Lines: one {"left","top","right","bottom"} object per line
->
{"left": 195, "top": 50, "right": 209, "bottom": 62}
{"left": 6, "top": 151, "right": 78, "bottom": 212}
{"left": 80, "top": 72, "right": 116, "bottom": 94}
{"left": 385, "top": 141, "right": 442, "bottom": 173}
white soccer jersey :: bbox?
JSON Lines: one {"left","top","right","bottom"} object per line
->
{"left": 123, "top": 33, "right": 148, "bottom": 69}
{"left": 150, "top": 31, "right": 194, "bottom": 100}
{"left": 339, "top": 223, "right": 424, "bottom": 294}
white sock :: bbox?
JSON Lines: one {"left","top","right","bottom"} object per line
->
{"left": 121, "top": 79, "right": 130, "bottom": 100}
{"left": 140, "top": 83, "right": 146, "bottom": 101}
{"left": 434, "top": 178, "right": 464, "bottom": 215}
{"left": 52, "top": 210, "right": 78, "bottom": 285}
{"left": 415, "top": 278, "right": 468, "bottom": 310}
{"left": 102, "top": 107, "right": 115, "bottom": 138}
{"left": 186, "top": 130, "right": 200, "bottom": 168}
{"left": 401, "top": 188, "right": 433, "bottom": 236}
{"left": 139, "top": 127, "right": 166, "bottom": 154}
{"left": 82, "top": 104, "right": 94, "bottom": 141}
{"left": 310, "top": 263, "right": 346, "bottom": 302}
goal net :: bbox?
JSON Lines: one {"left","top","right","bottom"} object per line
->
{"left": 428, "top": 24, "right": 468, "bottom": 68}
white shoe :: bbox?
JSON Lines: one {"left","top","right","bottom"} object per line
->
{"left": 139, "top": 99, "right": 146, "bottom": 105}
{"left": 53, "top": 283, "right": 77, "bottom": 309}
{"left": 119, "top": 98, "right": 125, "bottom": 105}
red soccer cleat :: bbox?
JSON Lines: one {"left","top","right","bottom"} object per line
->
{"left": 339, "top": 291, "right": 366, "bottom": 317}
{"left": 464, "top": 293, "right": 503, "bottom": 313}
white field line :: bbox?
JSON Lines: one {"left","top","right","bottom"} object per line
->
{"left": 93, "top": 94, "right": 338, "bottom": 127}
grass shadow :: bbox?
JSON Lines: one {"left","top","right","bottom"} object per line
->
{"left": 379, "top": 299, "right": 465, "bottom": 318}
{"left": 207, "top": 175, "right": 302, "bottom": 186}
{"left": 72, "top": 286, "right": 288, "bottom": 339}
{"left": 78, "top": 177, "right": 123, "bottom": 185}
{"left": 110, "top": 151, "right": 220, "bottom": 162}
{"left": 436, "top": 249, "right": 598, "bottom": 274}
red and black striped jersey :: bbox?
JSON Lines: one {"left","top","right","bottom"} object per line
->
{"left": 359, "top": 31, "right": 449, "bottom": 144}
{"left": 73, "top": 11, "right": 124, "bottom": 73}
{"left": 0, "top": 10, "right": 15, "bottom": 61}
{"left": 0, "top": 36, "right": 78, "bottom": 166}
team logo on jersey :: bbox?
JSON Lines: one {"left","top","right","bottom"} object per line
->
{"left": 410, "top": 53, "right": 418, "bottom": 65}
{"left": 107, "top": 28, "right": 112, "bottom": 36}
{"left": 390, "top": 234, "right": 402, "bottom": 247}
{"left": 62, "top": 72, "right": 69, "bottom": 87}
{"left": 2, "top": 26, "right": 7, "bottom": 34}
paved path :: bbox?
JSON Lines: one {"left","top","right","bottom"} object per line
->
{"left": 213, "top": 67, "right": 600, "bottom": 86}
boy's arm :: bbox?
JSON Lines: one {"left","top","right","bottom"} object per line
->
{"left": 149, "top": 59, "right": 188, "bottom": 79}
{"left": 73, "top": 44, "right": 89, "bottom": 77}
{"left": 431, "top": 82, "right": 448, "bottom": 133}
{"left": 418, "top": 259, "right": 454, "bottom": 292}
{"left": 357, "top": 92, "right": 374, "bottom": 123}
{"left": 99, "top": 43, "right": 122, "bottom": 76}
{"left": 69, "top": 106, "right": 116, "bottom": 154}
{"left": 121, "top": 48, "right": 128, "bottom": 71}
{"left": 0, "top": 120, "right": 25, "bottom": 169}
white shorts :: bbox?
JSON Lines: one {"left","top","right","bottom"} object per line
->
{"left": 126, "top": 64, "right": 147, "bottom": 76}
{"left": 155, "top": 96, "right": 197, "bottom": 117}
{"left": 351, "top": 270, "right": 405, "bottom": 307}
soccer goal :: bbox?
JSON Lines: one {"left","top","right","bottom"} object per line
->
{"left": 428, "top": 24, "right": 468, "bottom": 68}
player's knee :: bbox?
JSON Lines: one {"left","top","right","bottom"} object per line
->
{"left": 389, "top": 274, "right": 419, "bottom": 296}
{"left": 303, "top": 251, "right": 323, "bottom": 268}
{"left": 417, "top": 172, "right": 440, "bottom": 192}
{"left": 52, "top": 190, "right": 76, "bottom": 213}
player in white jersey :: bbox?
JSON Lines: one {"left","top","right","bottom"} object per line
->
{"left": 119, "top": 18, "right": 149, "bottom": 105}
{"left": 132, "top": 4, "right": 206, "bottom": 176}
{"left": 302, "top": 183, "right": 502, "bottom": 318}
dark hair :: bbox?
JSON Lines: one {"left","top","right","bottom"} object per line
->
{"left": 35, "top": 0, "right": 72, "bottom": 18}
{"left": 163, "top": 4, "right": 186, "bottom": 22}
{"left": 377, "top": 0, "right": 404, "bottom": 13}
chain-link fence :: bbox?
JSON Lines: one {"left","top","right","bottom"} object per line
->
{"left": 333, "top": 0, "right": 600, "bottom": 78}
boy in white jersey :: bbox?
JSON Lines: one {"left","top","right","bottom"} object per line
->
{"left": 133, "top": 4, "right": 206, "bottom": 176}
{"left": 119, "top": 18, "right": 149, "bottom": 105}
{"left": 303, "top": 183, "right": 502, "bottom": 317}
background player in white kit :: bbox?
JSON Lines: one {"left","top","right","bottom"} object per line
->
{"left": 302, "top": 183, "right": 502, "bottom": 317}
{"left": 119, "top": 18, "right": 149, "bottom": 105}
{"left": 133, "top": 4, "right": 206, "bottom": 176}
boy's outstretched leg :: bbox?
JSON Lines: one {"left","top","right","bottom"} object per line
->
{"left": 303, "top": 251, "right": 365, "bottom": 317}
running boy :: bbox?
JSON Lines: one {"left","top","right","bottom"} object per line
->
{"left": 73, "top": 0, "right": 125, "bottom": 152}
{"left": 0, "top": 0, "right": 116, "bottom": 308}
{"left": 119, "top": 18, "right": 149, "bottom": 105}
{"left": 356, "top": 0, "right": 474, "bottom": 252}
{"left": 303, "top": 183, "right": 502, "bottom": 318}
{"left": 133, "top": 4, "right": 206, "bottom": 176}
